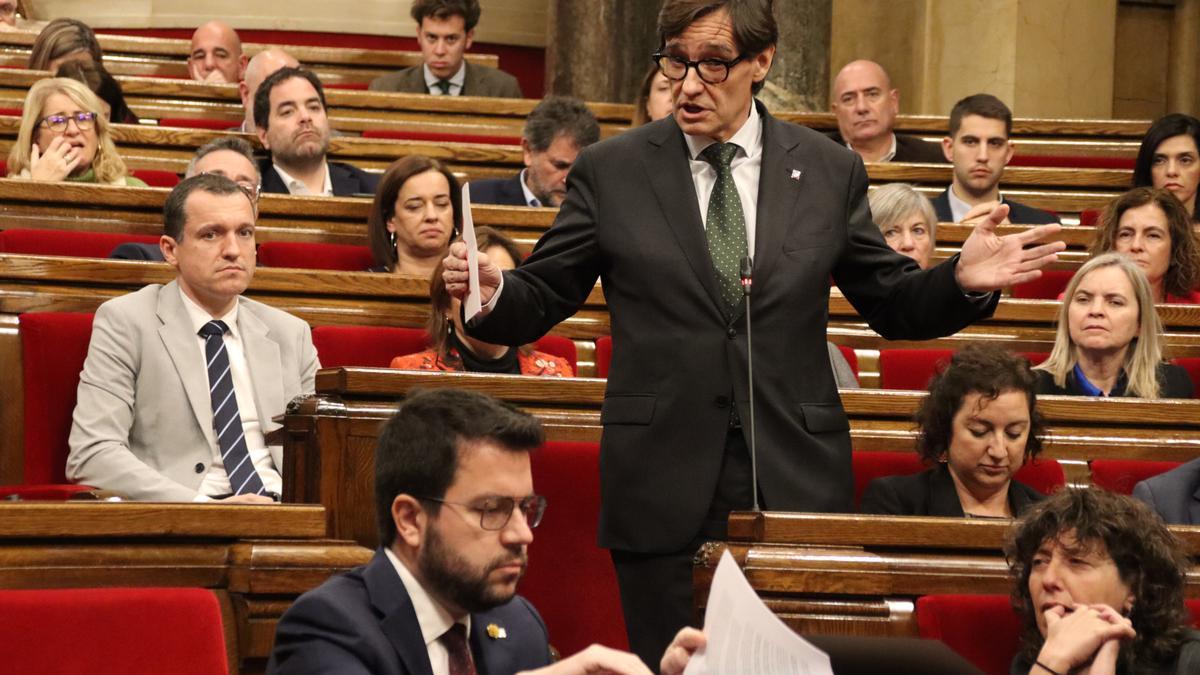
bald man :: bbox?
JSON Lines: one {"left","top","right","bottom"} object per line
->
{"left": 238, "top": 48, "right": 300, "bottom": 133}
{"left": 189, "top": 20, "right": 247, "bottom": 84}
{"left": 829, "top": 59, "right": 944, "bottom": 164}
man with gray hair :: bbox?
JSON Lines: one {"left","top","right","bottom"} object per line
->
{"left": 468, "top": 95, "right": 600, "bottom": 207}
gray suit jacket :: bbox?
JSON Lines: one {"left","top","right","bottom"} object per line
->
{"left": 369, "top": 61, "right": 523, "bottom": 98}
{"left": 66, "top": 281, "right": 319, "bottom": 500}
{"left": 1133, "top": 458, "right": 1200, "bottom": 525}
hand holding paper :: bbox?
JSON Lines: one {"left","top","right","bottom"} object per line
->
{"left": 441, "top": 185, "right": 503, "bottom": 311}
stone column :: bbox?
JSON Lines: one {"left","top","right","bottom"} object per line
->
{"left": 765, "top": 0, "right": 832, "bottom": 112}
{"left": 1168, "top": 0, "right": 1200, "bottom": 116}
{"left": 544, "top": 0, "right": 662, "bottom": 103}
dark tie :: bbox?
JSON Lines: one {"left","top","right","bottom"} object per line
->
{"left": 699, "top": 142, "right": 749, "bottom": 317}
{"left": 199, "top": 320, "right": 265, "bottom": 496}
{"left": 432, "top": 79, "right": 453, "bottom": 95}
{"left": 440, "top": 623, "right": 476, "bottom": 675}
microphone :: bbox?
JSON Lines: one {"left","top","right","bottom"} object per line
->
{"left": 740, "top": 256, "right": 760, "bottom": 512}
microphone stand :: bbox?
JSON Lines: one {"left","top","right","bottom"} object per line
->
{"left": 740, "top": 256, "right": 760, "bottom": 512}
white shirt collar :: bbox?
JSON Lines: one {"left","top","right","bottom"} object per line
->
{"left": 179, "top": 285, "right": 239, "bottom": 337}
{"left": 846, "top": 133, "right": 897, "bottom": 162}
{"left": 946, "top": 184, "right": 1002, "bottom": 223}
{"left": 272, "top": 162, "right": 332, "bottom": 196}
{"left": 518, "top": 168, "right": 540, "bottom": 208}
{"left": 424, "top": 62, "right": 467, "bottom": 93}
{"left": 683, "top": 101, "right": 762, "bottom": 161}
{"left": 384, "top": 547, "right": 471, "bottom": 648}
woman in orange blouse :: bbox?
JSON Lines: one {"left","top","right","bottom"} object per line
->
{"left": 390, "top": 227, "right": 574, "bottom": 376}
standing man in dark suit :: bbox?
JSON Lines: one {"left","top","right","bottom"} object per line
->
{"left": 254, "top": 67, "right": 380, "bottom": 197}
{"left": 932, "top": 93, "right": 1060, "bottom": 225}
{"left": 443, "top": 0, "right": 1064, "bottom": 666}
{"left": 370, "top": 0, "right": 523, "bottom": 98}
{"left": 1133, "top": 458, "right": 1200, "bottom": 525}
{"left": 827, "top": 59, "right": 945, "bottom": 164}
{"left": 268, "top": 388, "right": 702, "bottom": 675}
{"left": 469, "top": 96, "right": 600, "bottom": 208}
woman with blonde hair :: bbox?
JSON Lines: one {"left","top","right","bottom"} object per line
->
{"left": 28, "top": 18, "right": 103, "bottom": 72}
{"left": 1034, "top": 253, "right": 1192, "bottom": 398}
{"left": 6, "top": 78, "right": 145, "bottom": 186}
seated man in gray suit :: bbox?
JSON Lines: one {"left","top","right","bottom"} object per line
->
{"left": 268, "top": 388, "right": 703, "bottom": 674}
{"left": 1133, "top": 458, "right": 1200, "bottom": 525}
{"left": 469, "top": 96, "right": 599, "bottom": 207}
{"left": 370, "top": 0, "right": 522, "bottom": 98}
{"left": 68, "top": 174, "right": 320, "bottom": 502}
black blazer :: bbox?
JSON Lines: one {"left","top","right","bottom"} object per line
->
{"left": 861, "top": 463, "right": 1044, "bottom": 517}
{"left": 824, "top": 130, "right": 947, "bottom": 163}
{"left": 110, "top": 242, "right": 165, "bottom": 261}
{"left": 268, "top": 548, "right": 552, "bottom": 674}
{"left": 468, "top": 103, "right": 998, "bottom": 553}
{"left": 258, "top": 159, "right": 380, "bottom": 197}
{"left": 469, "top": 174, "right": 529, "bottom": 207}
{"left": 1134, "top": 458, "right": 1200, "bottom": 525}
{"left": 1034, "top": 364, "right": 1194, "bottom": 399}
{"left": 931, "top": 188, "right": 1060, "bottom": 224}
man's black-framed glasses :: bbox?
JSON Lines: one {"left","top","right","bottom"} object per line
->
{"left": 653, "top": 52, "right": 748, "bottom": 85}
{"left": 39, "top": 111, "right": 97, "bottom": 134}
{"left": 419, "top": 494, "right": 547, "bottom": 531}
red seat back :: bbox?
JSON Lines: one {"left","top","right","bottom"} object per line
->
{"left": 19, "top": 313, "right": 95, "bottom": 485}
{"left": 362, "top": 128, "right": 521, "bottom": 146}
{"left": 878, "top": 349, "right": 954, "bottom": 390}
{"left": 1015, "top": 458, "right": 1066, "bottom": 496}
{"left": 525, "top": 441, "right": 628, "bottom": 654}
{"left": 1079, "top": 208, "right": 1103, "bottom": 226}
{"left": 257, "top": 241, "right": 376, "bottom": 272}
{"left": 916, "top": 594, "right": 1020, "bottom": 675}
{"left": 130, "top": 169, "right": 180, "bottom": 187}
{"left": 1008, "top": 155, "right": 1135, "bottom": 170}
{"left": 595, "top": 336, "right": 612, "bottom": 378}
{"left": 311, "top": 325, "right": 429, "bottom": 368}
{"left": 1171, "top": 358, "right": 1200, "bottom": 398}
{"left": 1011, "top": 269, "right": 1074, "bottom": 300}
{"left": 532, "top": 334, "right": 578, "bottom": 373}
{"left": 836, "top": 344, "right": 859, "bottom": 376}
{"left": 0, "top": 587, "right": 228, "bottom": 675}
{"left": 1090, "top": 459, "right": 1183, "bottom": 495}
{"left": 0, "top": 229, "right": 160, "bottom": 259}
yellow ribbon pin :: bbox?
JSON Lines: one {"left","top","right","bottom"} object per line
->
{"left": 486, "top": 623, "right": 507, "bottom": 639}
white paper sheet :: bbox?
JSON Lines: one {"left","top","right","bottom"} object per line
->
{"left": 683, "top": 549, "right": 833, "bottom": 675}
{"left": 461, "top": 183, "right": 482, "bottom": 322}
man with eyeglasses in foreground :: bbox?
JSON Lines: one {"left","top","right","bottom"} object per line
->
{"left": 443, "top": 0, "right": 1065, "bottom": 666}
{"left": 67, "top": 174, "right": 319, "bottom": 502}
{"left": 269, "top": 388, "right": 703, "bottom": 675}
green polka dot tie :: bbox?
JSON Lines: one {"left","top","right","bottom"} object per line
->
{"left": 700, "top": 142, "right": 748, "bottom": 317}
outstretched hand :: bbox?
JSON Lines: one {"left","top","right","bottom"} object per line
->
{"left": 443, "top": 241, "right": 503, "bottom": 305}
{"left": 954, "top": 202, "right": 1065, "bottom": 293}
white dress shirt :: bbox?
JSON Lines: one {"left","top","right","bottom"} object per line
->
{"left": 424, "top": 62, "right": 467, "bottom": 96}
{"left": 946, "top": 184, "right": 1004, "bottom": 223}
{"left": 272, "top": 163, "right": 333, "bottom": 196}
{"left": 683, "top": 101, "right": 762, "bottom": 254}
{"left": 845, "top": 133, "right": 897, "bottom": 162}
{"left": 385, "top": 547, "right": 471, "bottom": 675}
{"left": 518, "top": 169, "right": 541, "bottom": 207}
{"left": 180, "top": 289, "right": 281, "bottom": 499}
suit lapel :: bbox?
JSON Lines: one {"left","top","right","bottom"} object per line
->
{"left": 236, "top": 302, "right": 284, "bottom": 465}
{"left": 643, "top": 119, "right": 726, "bottom": 317}
{"left": 156, "top": 281, "right": 216, "bottom": 448}
{"left": 469, "top": 618, "right": 501, "bottom": 675}
{"left": 752, "top": 105, "right": 806, "bottom": 291}
{"left": 1189, "top": 483, "right": 1200, "bottom": 525}
{"left": 367, "top": 550, "right": 436, "bottom": 675}
{"left": 328, "top": 162, "right": 352, "bottom": 196}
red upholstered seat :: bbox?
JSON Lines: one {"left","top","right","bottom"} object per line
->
{"left": 1090, "top": 459, "right": 1182, "bottom": 495}
{"left": 836, "top": 344, "right": 859, "bottom": 376}
{"left": 256, "top": 241, "right": 376, "bottom": 271}
{"left": 1171, "top": 358, "right": 1200, "bottom": 398}
{"left": 18, "top": 313, "right": 97, "bottom": 495}
{"left": 130, "top": 169, "right": 180, "bottom": 187}
{"left": 0, "top": 158, "right": 7, "bottom": 176}
{"left": 156, "top": 117, "right": 239, "bottom": 131}
{"left": 879, "top": 349, "right": 1050, "bottom": 391}
{"left": 532, "top": 334, "right": 578, "bottom": 373}
{"left": 916, "top": 594, "right": 1020, "bottom": 675}
{"left": 362, "top": 129, "right": 521, "bottom": 146}
{"left": 1011, "top": 269, "right": 1074, "bottom": 300}
{"left": 325, "top": 82, "right": 371, "bottom": 90}
{"left": 0, "top": 228, "right": 160, "bottom": 259}
{"left": 594, "top": 336, "right": 612, "bottom": 378}
{"left": 1008, "top": 154, "right": 1135, "bottom": 170}
{"left": 312, "top": 325, "right": 428, "bottom": 368}
{"left": 1016, "top": 458, "right": 1066, "bottom": 496}
{"left": 1079, "top": 208, "right": 1103, "bottom": 226}
{"left": 853, "top": 451, "right": 1064, "bottom": 509}
{"left": 525, "top": 441, "right": 627, "bottom": 655}
{"left": 0, "top": 107, "right": 20, "bottom": 116}
{"left": 0, "top": 587, "right": 228, "bottom": 675}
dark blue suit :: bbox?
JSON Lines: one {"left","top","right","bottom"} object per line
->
{"left": 931, "top": 188, "right": 1060, "bottom": 224}
{"left": 468, "top": 174, "right": 530, "bottom": 207}
{"left": 258, "top": 159, "right": 381, "bottom": 198}
{"left": 1133, "top": 458, "right": 1200, "bottom": 525}
{"left": 268, "top": 549, "right": 552, "bottom": 675}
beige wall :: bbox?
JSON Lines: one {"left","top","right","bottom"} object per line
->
{"left": 27, "top": 0, "right": 551, "bottom": 47}
{"left": 831, "top": 0, "right": 927, "bottom": 114}
{"left": 1112, "top": 3, "right": 1171, "bottom": 119}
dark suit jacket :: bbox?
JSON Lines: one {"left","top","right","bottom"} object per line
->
{"left": 369, "top": 61, "right": 523, "bottom": 98}
{"left": 468, "top": 103, "right": 998, "bottom": 553}
{"left": 469, "top": 174, "right": 528, "bottom": 207}
{"left": 825, "top": 130, "right": 947, "bottom": 163}
{"left": 109, "top": 242, "right": 165, "bottom": 261}
{"left": 860, "top": 463, "right": 1044, "bottom": 517}
{"left": 931, "top": 189, "right": 1060, "bottom": 225}
{"left": 1034, "top": 364, "right": 1194, "bottom": 399}
{"left": 1134, "top": 458, "right": 1200, "bottom": 525}
{"left": 268, "top": 548, "right": 552, "bottom": 675}
{"left": 258, "top": 159, "right": 381, "bottom": 197}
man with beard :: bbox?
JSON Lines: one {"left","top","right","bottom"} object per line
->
{"left": 253, "top": 67, "right": 380, "bottom": 197}
{"left": 268, "top": 388, "right": 703, "bottom": 675}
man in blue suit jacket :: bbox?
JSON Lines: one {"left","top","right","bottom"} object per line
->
{"left": 1133, "top": 458, "right": 1200, "bottom": 525}
{"left": 269, "top": 389, "right": 695, "bottom": 675}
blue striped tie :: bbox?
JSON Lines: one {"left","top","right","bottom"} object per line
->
{"left": 199, "top": 320, "right": 265, "bottom": 496}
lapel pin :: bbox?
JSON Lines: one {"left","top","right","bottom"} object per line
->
{"left": 790, "top": 169, "right": 802, "bottom": 181}
{"left": 486, "top": 623, "right": 507, "bottom": 639}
